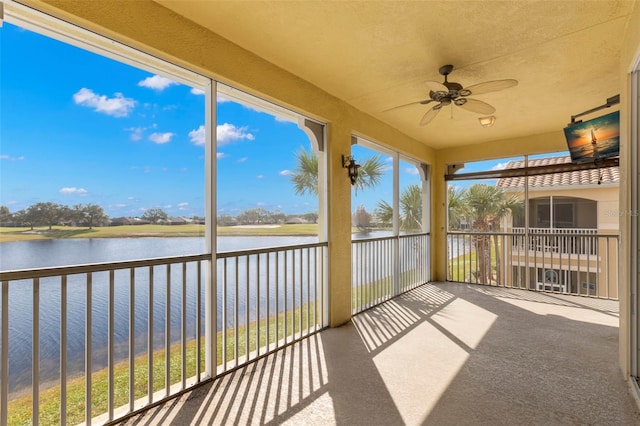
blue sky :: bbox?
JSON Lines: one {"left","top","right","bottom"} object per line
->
{"left": 2, "top": 22, "right": 563, "bottom": 219}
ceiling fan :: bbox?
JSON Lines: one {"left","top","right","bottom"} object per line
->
{"left": 389, "top": 64, "right": 518, "bottom": 126}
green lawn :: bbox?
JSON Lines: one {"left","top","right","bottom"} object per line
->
{"left": 0, "top": 224, "right": 319, "bottom": 242}
{"left": 7, "top": 302, "right": 320, "bottom": 425}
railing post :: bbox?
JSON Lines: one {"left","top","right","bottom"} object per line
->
{"left": 1, "top": 281, "right": 8, "bottom": 426}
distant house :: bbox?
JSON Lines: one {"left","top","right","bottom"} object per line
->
{"left": 111, "top": 217, "right": 153, "bottom": 226}
{"left": 497, "top": 155, "right": 619, "bottom": 297}
{"left": 285, "top": 217, "right": 306, "bottom": 224}
{"left": 167, "top": 217, "right": 189, "bottom": 225}
{"left": 110, "top": 217, "right": 133, "bottom": 226}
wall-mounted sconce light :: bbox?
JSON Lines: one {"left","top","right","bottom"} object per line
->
{"left": 478, "top": 116, "right": 496, "bottom": 128}
{"left": 342, "top": 155, "right": 360, "bottom": 185}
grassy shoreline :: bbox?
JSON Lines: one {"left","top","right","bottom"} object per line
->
{"left": 0, "top": 224, "right": 319, "bottom": 243}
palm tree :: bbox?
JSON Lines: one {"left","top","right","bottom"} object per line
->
{"left": 447, "top": 186, "right": 468, "bottom": 230}
{"left": 400, "top": 184, "right": 422, "bottom": 231}
{"left": 464, "top": 184, "right": 522, "bottom": 284}
{"left": 291, "top": 148, "right": 318, "bottom": 196}
{"left": 373, "top": 184, "right": 423, "bottom": 232}
{"left": 290, "top": 148, "right": 385, "bottom": 195}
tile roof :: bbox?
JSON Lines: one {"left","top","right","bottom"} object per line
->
{"left": 496, "top": 155, "right": 619, "bottom": 189}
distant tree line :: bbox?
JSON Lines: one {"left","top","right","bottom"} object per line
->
{"left": 0, "top": 202, "right": 110, "bottom": 230}
{"left": 217, "top": 209, "right": 318, "bottom": 226}
{"left": 0, "top": 203, "right": 319, "bottom": 229}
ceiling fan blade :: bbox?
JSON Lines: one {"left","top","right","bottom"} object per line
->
{"left": 382, "top": 99, "right": 434, "bottom": 112}
{"left": 424, "top": 80, "right": 448, "bottom": 93}
{"left": 462, "top": 79, "right": 518, "bottom": 96}
{"left": 455, "top": 98, "right": 496, "bottom": 114}
{"left": 419, "top": 105, "right": 442, "bottom": 126}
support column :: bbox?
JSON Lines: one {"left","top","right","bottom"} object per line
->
{"left": 327, "top": 121, "right": 354, "bottom": 326}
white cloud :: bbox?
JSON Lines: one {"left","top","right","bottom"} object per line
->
{"left": 1, "top": 154, "right": 25, "bottom": 161}
{"left": 217, "top": 123, "right": 255, "bottom": 145}
{"left": 114, "top": 203, "right": 127, "bottom": 208}
{"left": 60, "top": 187, "right": 88, "bottom": 195}
{"left": 149, "top": 132, "right": 174, "bottom": 144}
{"left": 126, "top": 126, "right": 146, "bottom": 141}
{"left": 189, "top": 123, "right": 256, "bottom": 146}
{"left": 138, "top": 75, "right": 178, "bottom": 91}
{"left": 178, "top": 202, "right": 189, "bottom": 207}
{"left": 279, "top": 170, "right": 293, "bottom": 176}
{"left": 216, "top": 152, "right": 226, "bottom": 159}
{"left": 127, "top": 196, "right": 136, "bottom": 200}
{"left": 73, "top": 88, "right": 135, "bottom": 117}
{"left": 405, "top": 167, "right": 419, "bottom": 176}
{"left": 191, "top": 88, "right": 205, "bottom": 95}
{"left": 189, "top": 125, "right": 205, "bottom": 146}
{"left": 237, "top": 157, "right": 248, "bottom": 163}
{"left": 257, "top": 175, "right": 264, "bottom": 179}
{"left": 492, "top": 163, "right": 507, "bottom": 171}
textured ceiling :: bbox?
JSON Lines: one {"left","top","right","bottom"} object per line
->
{"left": 156, "top": 0, "right": 635, "bottom": 150}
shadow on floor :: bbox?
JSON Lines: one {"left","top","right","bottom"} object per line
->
{"left": 120, "top": 282, "right": 640, "bottom": 425}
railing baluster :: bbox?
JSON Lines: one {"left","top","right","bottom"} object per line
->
{"left": 275, "top": 251, "right": 279, "bottom": 347}
{"left": 299, "top": 248, "right": 303, "bottom": 338}
{"left": 60, "top": 275, "right": 67, "bottom": 426}
{"left": 245, "top": 255, "right": 250, "bottom": 362}
{"left": 148, "top": 266, "right": 154, "bottom": 403}
{"left": 1, "top": 281, "right": 7, "bottom": 426}
{"left": 108, "top": 270, "right": 115, "bottom": 421}
{"left": 293, "top": 248, "right": 298, "bottom": 338}
{"left": 181, "top": 262, "right": 187, "bottom": 389}
{"left": 306, "top": 247, "right": 310, "bottom": 334}
{"left": 222, "top": 258, "right": 227, "bottom": 371}
{"left": 165, "top": 264, "right": 170, "bottom": 397}
{"left": 85, "top": 273, "right": 92, "bottom": 426}
{"left": 284, "top": 251, "right": 288, "bottom": 344}
{"left": 266, "top": 253, "right": 270, "bottom": 352}
{"left": 33, "top": 277, "right": 40, "bottom": 426}
{"left": 257, "top": 254, "right": 261, "bottom": 356}
{"left": 234, "top": 258, "right": 239, "bottom": 366}
{"left": 129, "top": 268, "right": 135, "bottom": 410}
{"left": 196, "top": 260, "right": 201, "bottom": 381}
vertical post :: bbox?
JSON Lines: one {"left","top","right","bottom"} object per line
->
{"left": 32, "top": 278, "right": 40, "bottom": 426}
{"left": 393, "top": 152, "right": 400, "bottom": 295}
{"left": 165, "top": 264, "right": 171, "bottom": 397}
{"left": 85, "top": 273, "right": 92, "bottom": 426}
{"left": 108, "top": 270, "right": 114, "bottom": 421}
{"left": 60, "top": 276, "right": 67, "bottom": 426}
{"left": 205, "top": 79, "right": 218, "bottom": 378}
{"left": 148, "top": 266, "right": 154, "bottom": 403}
{"left": 1, "top": 281, "right": 8, "bottom": 426}
{"left": 129, "top": 268, "right": 135, "bottom": 410}
{"left": 524, "top": 155, "right": 530, "bottom": 289}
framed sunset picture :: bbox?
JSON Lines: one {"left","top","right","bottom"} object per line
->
{"left": 563, "top": 110, "right": 620, "bottom": 164}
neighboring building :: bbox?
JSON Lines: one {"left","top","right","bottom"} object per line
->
{"left": 497, "top": 155, "right": 619, "bottom": 298}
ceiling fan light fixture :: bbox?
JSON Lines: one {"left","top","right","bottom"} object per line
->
{"left": 478, "top": 116, "right": 496, "bottom": 128}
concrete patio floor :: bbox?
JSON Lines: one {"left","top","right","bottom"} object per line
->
{"left": 118, "top": 282, "right": 640, "bottom": 425}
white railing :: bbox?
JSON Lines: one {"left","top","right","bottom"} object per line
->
{"left": 216, "top": 243, "right": 328, "bottom": 373}
{"left": 351, "top": 233, "right": 430, "bottom": 314}
{"left": 0, "top": 242, "right": 328, "bottom": 425}
{"left": 511, "top": 227, "right": 599, "bottom": 256}
{"left": 447, "top": 231, "right": 619, "bottom": 299}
